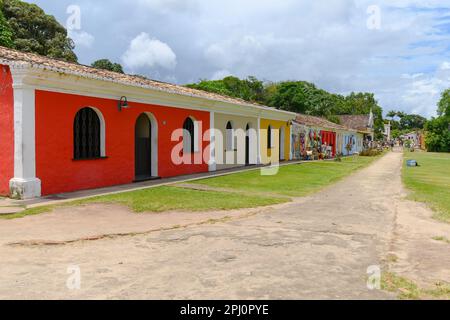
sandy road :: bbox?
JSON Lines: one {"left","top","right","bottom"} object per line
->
{"left": 0, "top": 152, "right": 448, "bottom": 299}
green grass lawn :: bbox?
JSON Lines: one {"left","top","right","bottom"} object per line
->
{"left": 1, "top": 154, "right": 382, "bottom": 219}
{"left": 403, "top": 151, "right": 450, "bottom": 222}
{"left": 0, "top": 186, "right": 288, "bottom": 219}
{"left": 190, "top": 156, "right": 381, "bottom": 197}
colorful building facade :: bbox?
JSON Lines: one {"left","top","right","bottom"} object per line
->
{"left": 0, "top": 47, "right": 295, "bottom": 199}
{"left": 291, "top": 114, "right": 352, "bottom": 160}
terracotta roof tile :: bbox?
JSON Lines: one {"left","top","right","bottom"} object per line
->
{"left": 338, "top": 115, "right": 371, "bottom": 132}
{"left": 294, "top": 114, "right": 349, "bottom": 131}
{"left": 0, "top": 46, "right": 282, "bottom": 112}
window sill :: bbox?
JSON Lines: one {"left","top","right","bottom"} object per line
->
{"left": 72, "top": 156, "right": 109, "bottom": 162}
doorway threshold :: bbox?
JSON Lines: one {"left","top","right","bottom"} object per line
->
{"left": 133, "top": 176, "right": 161, "bottom": 183}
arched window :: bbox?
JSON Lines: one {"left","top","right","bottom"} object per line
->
{"left": 73, "top": 107, "right": 102, "bottom": 159}
{"left": 183, "top": 117, "right": 195, "bottom": 154}
{"left": 267, "top": 125, "right": 272, "bottom": 149}
{"left": 226, "top": 121, "right": 234, "bottom": 151}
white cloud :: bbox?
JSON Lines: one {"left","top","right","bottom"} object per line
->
{"left": 137, "top": 0, "right": 198, "bottom": 13}
{"left": 122, "top": 33, "right": 177, "bottom": 71}
{"left": 440, "top": 62, "right": 450, "bottom": 70}
{"left": 68, "top": 30, "right": 95, "bottom": 48}
{"left": 27, "top": 0, "right": 450, "bottom": 117}
{"left": 401, "top": 73, "right": 425, "bottom": 80}
{"left": 398, "top": 63, "right": 450, "bottom": 117}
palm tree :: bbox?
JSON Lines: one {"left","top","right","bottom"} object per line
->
{"left": 386, "top": 110, "right": 397, "bottom": 121}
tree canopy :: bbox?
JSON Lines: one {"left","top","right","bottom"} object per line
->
{"left": 399, "top": 114, "right": 427, "bottom": 131}
{"left": 426, "top": 91, "right": 450, "bottom": 152}
{"left": 91, "top": 59, "right": 124, "bottom": 74}
{"left": 0, "top": 5, "right": 13, "bottom": 47}
{"left": 438, "top": 89, "right": 450, "bottom": 117}
{"left": 0, "top": 0, "right": 77, "bottom": 62}
{"left": 425, "top": 116, "right": 450, "bottom": 152}
{"left": 187, "top": 77, "right": 385, "bottom": 138}
{"left": 386, "top": 111, "right": 428, "bottom": 139}
{"left": 186, "top": 76, "right": 265, "bottom": 103}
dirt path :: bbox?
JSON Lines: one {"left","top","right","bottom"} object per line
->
{"left": 0, "top": 152, "right": 448, "bottom": 299}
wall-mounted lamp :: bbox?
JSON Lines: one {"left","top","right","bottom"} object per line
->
{"left": 118, "top": 96, "right": 130, "bottom": 112}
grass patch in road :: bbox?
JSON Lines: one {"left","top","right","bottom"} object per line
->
{"left": 190, "top": 155, "right": 381, "bottom": 197}
{"left": 432, "top": 236, "right": 450, "bottom": 244}
{"left": 0, "top": 206, "right": 52, "bottom": 220}
{"left": 382, "top": 272, "right": 450, "bottom": 300}
{"left": 1, "top": 186, "right": 288, "bottom": 220}
{"left": 381, "top": 272, "right": 421, "bottom": 300}
{"left": 403, "top": 152, "right": 450, "bottom": 223}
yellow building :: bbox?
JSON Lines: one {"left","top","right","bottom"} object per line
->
{"left": 260, "top": 118, "right": 291, "bottom": 165}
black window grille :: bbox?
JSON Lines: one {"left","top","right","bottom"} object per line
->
{"left": 74, "top": 107, "right": 101, "bottom": 159}
{"left": 183, "top": 117, "right": 195, "bottom": 153}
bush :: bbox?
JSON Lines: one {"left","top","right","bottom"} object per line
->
{"left": 360, "top": 148, "right": 382, "bottom": 157}
{"left": 334, "top": 153, "right": 343, "bottom": 162}
{"left": 425, "top": 117, "right": 450, "bottom": 152}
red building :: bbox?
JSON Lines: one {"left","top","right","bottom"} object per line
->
{"left": 321, "top": 130, "right": 337, "bottom": 157}
{"left": 35, "top": 90, "right": 211, "bottom": 195}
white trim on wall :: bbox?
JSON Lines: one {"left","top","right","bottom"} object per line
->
{"left": 257, "top": 117, "right": 261, "bottom": 164}
{"left": 144, "top": 112, "right": 159, "bottom": 177}
{"left": 89, "top": 107, "right": 106, "bottom": 158}
{"left": 193, "top": 119, "right": 200, "bottom": 153}
{"left": 8, "top": 69, "right": 41, "bottom": 199}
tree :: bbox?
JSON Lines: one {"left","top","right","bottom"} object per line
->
{"left": 341, "top": 92, "right": 384, "bottom": 138}
{"left": 399, "top": 114, "right": 427, "bottom": 131}
{"left": 396, "top": 111, "right": 407, "bottom": 119}
{"left": 386, "top": 110, "right": 397, "bottom": 120}
{"left": 91, "top": 59, "right": 124, "bottom": 73}
{"left": 186, "top": 76, "right": 265, "bottom": 103}
{"left": 1, "top": 0, "right": 77, "bottom": 62}
{"left": 0, "top": 4, "right": 13, "bottom": 47}
{"left": 266, "top": 81, "right": 345, "bottom": 118}
{"left": 437, "top": 89, "right": 450, "bottom": 117}
{"left": 425, "top": 90, "right": 450, "bottom": 152}
{"left": 425, "top": 116, "right": 450, "bottom": 152}
{"left": 267, "top": 81, "right": 314, "bottom": 114}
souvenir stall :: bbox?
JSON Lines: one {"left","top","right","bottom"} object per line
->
{"left": 308, "top": 128, "right": 322, "bottom": 160}
{"left": 290, "top": 122, "right": 308, "bottom": 160}
{"left": 320, "top": 130, "right": 336, "bottom": 158}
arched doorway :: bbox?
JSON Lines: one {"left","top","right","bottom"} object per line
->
{"left": 245, "top": 124, "right": 250, "bottom": 165}
{"left": 135, "top": 113, "right": 158, "bottom": 181}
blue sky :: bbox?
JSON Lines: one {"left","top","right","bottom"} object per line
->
{"left": 26, "top": 0, "right": 450, "bottom": 118}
